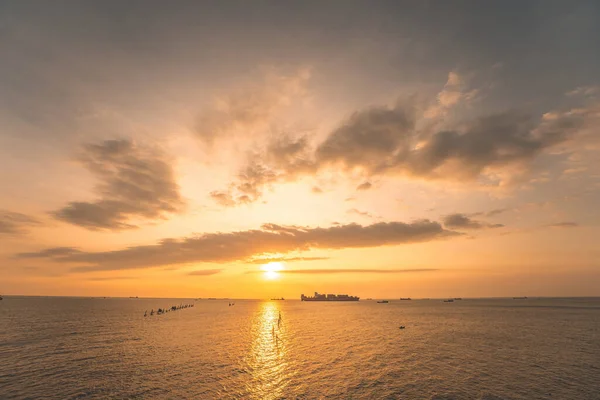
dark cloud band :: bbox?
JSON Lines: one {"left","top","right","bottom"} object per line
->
{"left": 51, "top": 140, "right": 185, "bottom": 230}
{"left": 18, "top": 220, "right": 460, "bottom": 272}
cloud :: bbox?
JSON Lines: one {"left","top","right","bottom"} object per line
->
{"left": 314, "top": 105, "right": 578, "bottom": 186}
{"left": 88, "top": 277, "right": 136, "bottom": 281}
{"left": 195, "top": 68, "right": 311, "bottom": 145}
{"left": 356, "top": 181, "right": 373, "bottom": 191}
{"left": 470, "top": 208, "right": 511, "bottom": 218}
{"left": 442, "top": 213, "right": 504, "bottom": 230}
{"left": 210, "top": 99, "right": 414, "bottom": 205}
{"left": 279, "top": 268, "right": 438, "bottom": 274}
{"left": 17, "top": 247, "right": 82, "bottom": 258}
{"left": 562, "top": 167, "right": 587, "bottom": 175}
{"left": 20, "top": 220, "right": 460, "bottom": 272}
{"left": 208, "top": 76, "right": 598, "bottom": 205}
{"left": 566, "top": 86, "right": 599, "bottom": 97}
{"left": 210, "top": 162, "right": 279, "bottom": 206}
{"left": 484, "top": 208, "right": 510, "bottom": 217}
{"left": 209, "top": 134, "right": 316, "bottom": 206}
{"left": 315, "top": 102, "right": 415, "bottom": 173}
{"left": 246, "top": 256, "right": 330, "bottom": 264}
{"left": 51, "top": 140, "right": 185, "bottom": 230}
{"left": 213, "top": 98, "right": 594, "bottom": 205}
{"left": 323, "top": 101, "right": 592, "bottom": 185}
{"left": 0, "top": 210, "right": 41, "bottom": 234}
{"left": 547, "top": 222, "right": 579, "bottom": 228}
{"left": 347, "top": 208, "right": 375, "bottom": 219}
{"left": 188, "top": 269, "right": 222, "bottom": 276}
{"left": 209, "top": 191, "right": 237, "bottom": 207}
{"left": 424, "top": 71, "right": 479, "bottom": 118}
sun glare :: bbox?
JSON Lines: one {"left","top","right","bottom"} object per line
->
{"left": 260, "top": 262, "right": 284, "bottom": 280}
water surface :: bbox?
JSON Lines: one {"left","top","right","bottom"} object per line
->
{"left": 1, "top": 297, "right": 599, "bottom": 399}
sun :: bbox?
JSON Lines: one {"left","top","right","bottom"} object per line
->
{"left": 260, "top": 261, "right": 284, "bottom": 280}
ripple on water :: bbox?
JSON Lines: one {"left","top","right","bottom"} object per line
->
{"left": 1, "top": 297, "right": 600, "bottom": 399}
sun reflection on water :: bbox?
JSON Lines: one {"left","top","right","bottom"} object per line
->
{"left": 246, "top": 301, "right": 289, "bottom": 399}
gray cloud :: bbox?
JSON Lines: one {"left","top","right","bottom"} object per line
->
{"left": 0, "top": 210, "right": 41, "bottom": 234}
{"left": 211, "top": 97, "right": 592, "bottom": 204}
{"left": 19, "top": 220, "right": 459, "bottom": 272}
{"left": 443, "top": 213, "right": 504, "bottom": 230}
{"left": 356, "top": 181, "right": 373, "bottom": 191}
{"left": 547, "top": 222, "right": 579, "bottom": 228}
{"left": 470, "top": 208, "right": 511, "bottom": 218}
{"left": 17, "top": 247, "right": 82, "bottom": 258}
{"left": 376, "top": 109, "right": 576, "bottom": 180}
{"left": 315, "top": 103, "right": 416, "bottom": 174}
{"left": 566, "top": 86, "right": 599, "bottom": 97}
{"left": 51, "top": 140, "right": 185, "bottom": 230}
{"left": 188, "top": 269, "right": 222, "bottom": 276}
{"left": 484, "top": 208, "right": 510, "bottom": 217}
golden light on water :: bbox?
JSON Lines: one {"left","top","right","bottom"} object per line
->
{"left": 260, "top": 262, "right": 285, "bottom": 280}
{"left": 247, "top": 301, "right": 288, "bottom": 399}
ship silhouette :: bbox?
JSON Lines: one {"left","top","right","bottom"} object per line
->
{"left": 301, "top": 292, "right": 359, "bottom": 301}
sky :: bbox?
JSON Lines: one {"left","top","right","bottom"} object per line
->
{"left": 1, "top": 0, "right": 599, "bottom": 298}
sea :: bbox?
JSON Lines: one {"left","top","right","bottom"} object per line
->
{"left": 1, "top": 296, "right": 599, "bottom": 399}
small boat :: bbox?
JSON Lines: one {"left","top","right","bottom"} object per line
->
{"left": 453, "top": 298, "right": 462, "bottom": 300}
{"left": 443, "top": 299, "right": 454, "bottom": 303}
{"left": 271, "top": 297, "right": 285, "bottom": 301}
{"left": 513, "top": 296, "right": 528, "bottom": 300}
{"left": 399, "top": 326, "right": 405, "bottom": 329}
{"left": 366, "top": 298, "right": 373, "bottom": 300}
{"left": 400, "top": 298, "right": 411, "bottom": 300}
{"left": 377, "top": 300, "right": 389, "bottom": 303}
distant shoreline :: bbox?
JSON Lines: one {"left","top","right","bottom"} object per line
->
{"left": 2, "top": 295, "right": 600, "bottom": 300}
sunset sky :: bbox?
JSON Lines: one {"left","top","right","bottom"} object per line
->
{"left": 1, "top": 1, "right": 599, "bottom": 298}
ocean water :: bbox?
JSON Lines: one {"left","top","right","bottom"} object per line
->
{"left": 1, "top": 297, "right": 599, "bottom": 399}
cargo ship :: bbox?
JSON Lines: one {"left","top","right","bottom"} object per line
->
{"left": 301, "top": 292, "right": 359, "bottom": 301}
